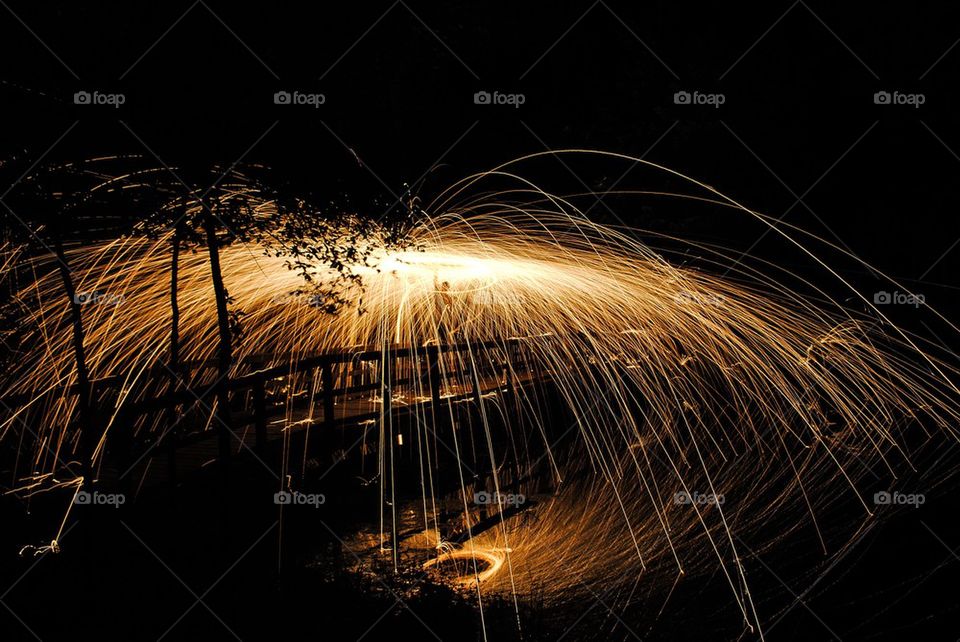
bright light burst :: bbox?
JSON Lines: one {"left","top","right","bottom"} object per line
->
{"left": 2, "top": 151, "right": 959, "bottom": 637}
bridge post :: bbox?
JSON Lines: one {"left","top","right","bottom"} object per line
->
{"left": 426, "top": 345, "right": 442, "bottom": 411}
{"left": 381, "top": 352, "right": 400, "bottom": 569}
{"left": 503, "top": 342, "right": 516, "bottom": 405}
{"left": 470, "top": 347, "right": 484, "bottom": 407}
{"left": 322, "top": 359, "right": 335, "bottom": 433}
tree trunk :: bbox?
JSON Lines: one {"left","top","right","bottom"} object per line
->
{"left": 53, "top": 238, "right": 96, "bottom": 485}
{"left": 203, "top": 208, "right": 234, "bottom": 466}
{"left": 165, "top": 223, "right": 182, "bottom": 495}
{"left": 169, "top": 223, "right": 182, "bottom": 376}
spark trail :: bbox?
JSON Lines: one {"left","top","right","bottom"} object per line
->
{"left": 2, "top": 152, "right": 958, "bottom": 637}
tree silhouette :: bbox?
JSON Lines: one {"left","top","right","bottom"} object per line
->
{"left": 268, "top": 187, "right": 422, "bottom": 316}
{"left": 0, "top": 160, "right": 106, "bottom": 484}
{"left": 159, "top": 166, "right": 284, "bottom": 465}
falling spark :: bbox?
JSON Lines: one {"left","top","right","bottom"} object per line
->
{"left": 2, "top": 152, "right": 959, "bottom": 638}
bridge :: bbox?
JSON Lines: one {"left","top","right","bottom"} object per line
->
{"left": 57, "top": 338, "right": 553, "bottom": 498}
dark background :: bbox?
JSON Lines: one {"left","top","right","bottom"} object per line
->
{"left": 2, "top": 2, "right": 960, "bottom": 640}
{"left": 2, "top": 2, "right": 959, "bottom": 280}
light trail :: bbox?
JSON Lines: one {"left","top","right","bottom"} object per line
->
{"left": 2, "top": 152, "right": 959, "bottom": 637}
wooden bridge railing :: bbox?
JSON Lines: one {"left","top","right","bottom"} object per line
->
{"left": 0, "top": 337, "right": 551, "bottom": 490}
{"left": 144, "top": 338, "right": 545, "bottom": 487}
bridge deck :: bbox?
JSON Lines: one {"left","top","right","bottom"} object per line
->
{"left": 115, "top": 365, "right": 541, "bottom": 495}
